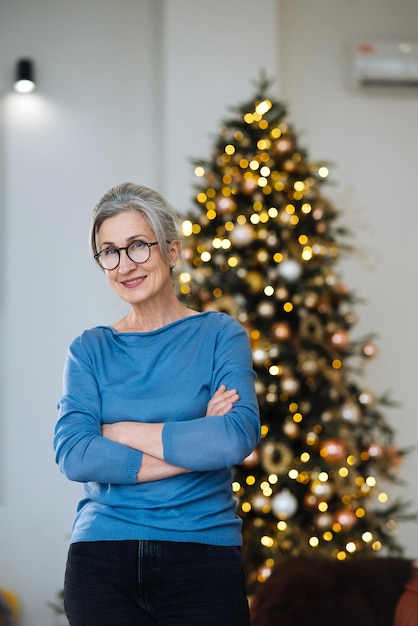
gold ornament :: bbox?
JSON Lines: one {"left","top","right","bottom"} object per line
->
{"left": 256, "top": 248, "right": 269, "bottom": 264}
{"left": 275, "top": 286, "right": 289, "bottom": 300}
{"left": 300, "top": 314, "right": 324, "bottom": 343}
{"left": 203, "top": 294, "right": 239, "bottom": 318}
{"left": 304, "top": 291, "right": 319, "bottom": 308}
{"left": 262, "top": 441, "right": 293, "bottom": 474}
{"left": 245, "top": 271, "right": 265, "bottom": 293}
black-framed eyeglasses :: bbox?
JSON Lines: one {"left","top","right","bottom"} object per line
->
{"left": 94, "top": 240, "right": 159, "bottom": 270}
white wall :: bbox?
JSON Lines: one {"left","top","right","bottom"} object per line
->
{"left": 280, "top": 0, "right": 418, "bottom": 558}
{"left": 0, "top": 1, "right": 279, "bottom": 624}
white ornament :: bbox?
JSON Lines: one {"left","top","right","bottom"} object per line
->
{"left": 277, "top": 259, "right": 302, "bottom": 282}
{"left": 230, "top": 224, "right": 253, "bottom": 247}
{"left": 271, "top": 488, "right": 298, "bottom": 518}
{"left": 252, "top": 495, "right": 270, "bottom": 511}
{"left": 340, "top": 401, "right": 361, "bottom": 424}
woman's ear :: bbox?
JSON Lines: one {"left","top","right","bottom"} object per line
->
{"left": 168, "top": 240, "right": 180, "bottom": 267}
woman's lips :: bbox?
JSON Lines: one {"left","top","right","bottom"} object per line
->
{"left": 121, "top": 276, "right": 146, "bottom": 288}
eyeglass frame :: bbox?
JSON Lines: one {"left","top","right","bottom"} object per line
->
{"left": 94, "top": 240, "right": 159, "bottom": 270}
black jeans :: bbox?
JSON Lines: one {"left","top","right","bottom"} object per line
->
{"left": 64, "top": 540, "right": 250, "bottom": 625}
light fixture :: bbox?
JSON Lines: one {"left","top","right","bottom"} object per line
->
{"left": 14, "top": 58, "right": 36, "bottom": 93}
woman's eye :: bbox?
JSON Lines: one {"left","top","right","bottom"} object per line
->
{"left": 130, "top": 241, "right": 146, "bottom": 250}
{"left": 103, "top": 248, "right": 119, "bottom": 257}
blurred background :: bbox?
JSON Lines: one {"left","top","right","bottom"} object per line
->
{"left": 0, "top": 1, "right": 417, "bottom": 624}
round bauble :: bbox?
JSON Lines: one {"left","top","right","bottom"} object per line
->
{"left": 257, "top": 301, "right": 276, "bottom": 318}
{"left": 362, "top": 341, "right": 379, "bottom": 358}
{"left": 320, "top": 439, "right": 346, "bottom": 463}
{"left": 333, "top": 508, "right": 357, "bottom": 531}
{"left": 314, "top": 512, "right": 333, "bottom": 530}
{"left": 266, "top": 232, "right": 278, "bottom": 247}
{"left": 283, "top": 419, "right": 299, "bottom": 439}
{"left": 300, "top": 354, "right": 319, "bottom": 376}
{"left": 271, "top": 488, "right": 298, "bottom": 518}
{"left": 273, "top": 321, "right": 291, "bottom": 341}
{"left": 343, "top": 310, "right": 357, "bottom": 327}
{"left": 330, "top": 329, "right": 350, "bottom": 349}
{"left": 277, "top": 258, "right": 302, "bottom": 283}
{"left": 252, "top": 494, "right": 270, "bottom": 512}
{"left": 312, "top": 207, "right": 324, "bottom": 220}
{"left": 280, "top": 375, "right": 300, "bottom": 396}
{"left": 367, "top": 442, "right": 383, "bottom": 458}
{"left": 262, "top": 441, "right": 293, "bottom": 474}
{"left": 310, "top": 479, "right": 333, "bottom": 501}
{"left": 315, "top": 221, "right": 327, "bottom": 234}
{"left": 245, "top": 271, "right": 264, "bottom": 293}
{"left": 304, "top": 291, "right": 318, "bottom": 308}
{"left": 304, "top": 493, "right": 318, "bottom": 509}
{"left": 340, "top": 400, "right": 361, "bottom": 424}
{"left": 241, "top": 177, "right": 258, "bottom": 195}
{"left": 230, "top": 223, "right": 253, "bottom": 247}
{"left": 252, "top": 346, "right": 269, "bottom": 365}
{"left": 275, "top": 286, "right": 289, "bottom": 300}
{"left": 204, "top": 294, "right": 239, "bottom": 318}
{"left": 215, "top": 195, "right": 237, "bottom": 214}
{"left": 274, "top": 137, "right": 293, "bottom": 154}
{"left": 358, "top": 390, "right": 375, "bottom": 407}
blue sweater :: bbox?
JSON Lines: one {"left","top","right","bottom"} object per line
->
{"left": 54, "top": 311, "right": 260, "bottom": 546}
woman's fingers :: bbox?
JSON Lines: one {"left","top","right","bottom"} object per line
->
{"left": 206, "top": 386, "right": 240, "bottom": 416}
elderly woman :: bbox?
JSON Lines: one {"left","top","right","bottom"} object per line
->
{"left": 54, "top": 182, "right": 260, "bottom": 626}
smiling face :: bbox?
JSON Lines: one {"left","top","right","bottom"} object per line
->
{"left": 96, "top": 210, "right": 179, "bottom": 310}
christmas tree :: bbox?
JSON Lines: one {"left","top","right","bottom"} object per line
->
{"left": 178, "top": 77, "right": 412, "bottom": 592}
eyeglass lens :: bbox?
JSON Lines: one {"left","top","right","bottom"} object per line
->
{"left": 98, "top": 241, "right": 152, "bottom": 270}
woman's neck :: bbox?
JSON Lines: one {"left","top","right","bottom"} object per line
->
{"left": 114, "top": 301, "right": 197, "bottom": 333}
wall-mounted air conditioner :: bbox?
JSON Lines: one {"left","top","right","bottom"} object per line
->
{"left": 351, "top": 38, "right": 418, "bottom": 88}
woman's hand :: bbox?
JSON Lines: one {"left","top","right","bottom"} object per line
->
{"left": 206, "top": 384, "right": 239, "bottom": 416}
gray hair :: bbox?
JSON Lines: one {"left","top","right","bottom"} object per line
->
{"left": 90, "top": 182, "right": 183, "bottom": 264}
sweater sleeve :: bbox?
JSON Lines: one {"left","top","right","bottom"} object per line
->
{"left": 162, "top": 315, "right": 260, "bottom": 471}
{"left": 54, "top": 335, "right": 142, "bottom": 484}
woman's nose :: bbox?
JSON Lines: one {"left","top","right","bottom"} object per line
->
{"left": 118, "top": 249, "right": 137, "bottom": 272}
